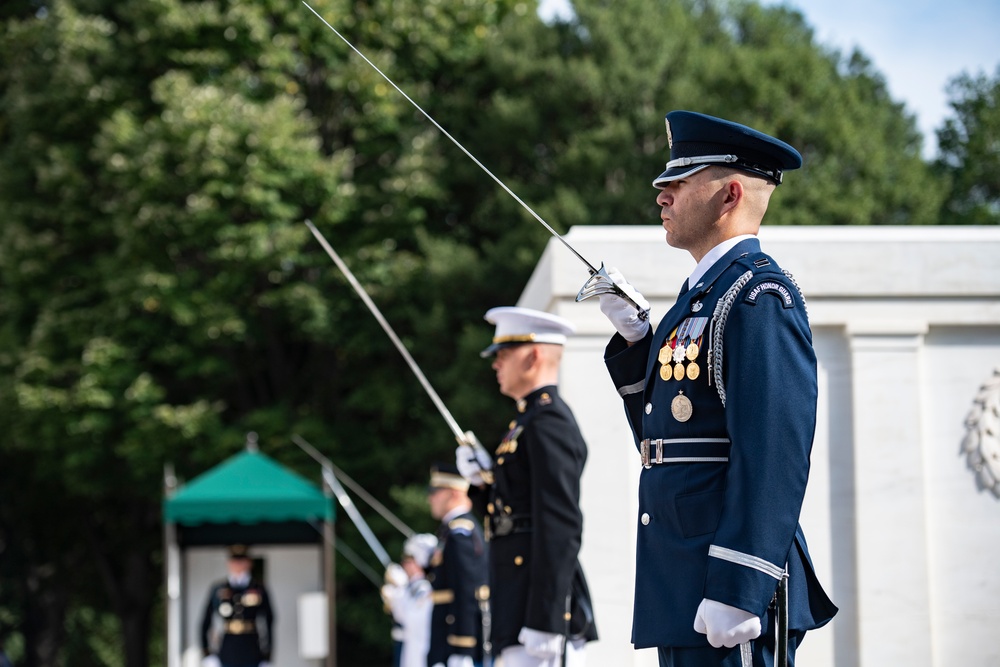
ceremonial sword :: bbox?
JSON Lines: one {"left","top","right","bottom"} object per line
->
{"left": 293, "top": 433, "right": 394, "bottom": 567}
{"left": 304, "top": 220, "right": 494, "bottom": 472}
{"left": 301, "top": 1, "right": 649, "bottom": 321}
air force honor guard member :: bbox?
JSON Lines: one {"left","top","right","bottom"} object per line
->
{"left": 200, "top": 544, "right": 274, "bottom": 667}
{"left": 457, "top": 307, "right": 598, "bottom": 667}
{"left": 426, "top": 464, "right": 489, "bottom": 667}
{"left": 598, "top": 111, "right": 837, "bottom": 666}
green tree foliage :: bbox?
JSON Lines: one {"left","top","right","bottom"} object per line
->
{"left": 937, "top": 65, "right": 1000, "bottom": 225}
{"left": 0, "top": 0, "right": 986, "bottom": 665}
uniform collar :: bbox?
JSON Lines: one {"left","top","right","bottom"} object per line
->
{"left": 441, "top": 506, "right": 470, "bottom": 524}
{"left": 228, "top": 573, "right": 251, "bottom": 588}
{"left": 686, "top": 234, "right": 757, "bottom": 291}
{"left": 516, "top": 385, "right": 558, "bottom": 413}
{"left": 687, "top": 236, "right": 760, "bottom": 295}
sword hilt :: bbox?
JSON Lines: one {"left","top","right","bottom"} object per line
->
{"left": 575, "top": 264, "right": 651, "bottom": 321}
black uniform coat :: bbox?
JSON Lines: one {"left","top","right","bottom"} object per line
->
{"left": 605, "top": 237, "right": 837, "bottom": 649}
{"left": 200, "top": 577, "right": 274, "bottom": 665}
{"left": 426, "top": 510, "right": 488, "bottom": 666}
{"left": 473, "top": 385, "right": 598, "bottom": 654}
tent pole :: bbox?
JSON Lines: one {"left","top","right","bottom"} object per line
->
{"left": 325, "top": 517, "right": 337, "bottom": 667}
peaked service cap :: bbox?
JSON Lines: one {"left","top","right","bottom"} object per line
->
{"left": 428, "top": 462, "right": 470, "bottom": 492}
{"left": 652, "top": 110, "right": 802, "bottom": 188}
{"left": 480, "top": 306, "right": 575, "bottom": 358}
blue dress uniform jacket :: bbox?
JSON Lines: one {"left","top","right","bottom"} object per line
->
{"left": 472, "top": 386, "right": 598, "bottom": 654}
{"left": 605, "top": 237, "right": 837, "bottom": 649}
{"left": 200, "top": 578, "right": 274, "bottom": 665}
{"left": 427, "top": 510, "right": 488, "bottom": 666}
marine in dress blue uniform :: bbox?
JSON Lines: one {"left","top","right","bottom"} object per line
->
{"left": 459, "top": 307, "right": 598, "bottom": 667}
{"left": 599, "top": 112, "right": 837, "bottom": 667}
{"left": 200, "top": 544, "right": 274, "bottom": 667}
{"left": 425, "top": 464, "right": 489, "bottom": 667}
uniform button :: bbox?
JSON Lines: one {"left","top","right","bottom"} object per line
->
{"left": 514, "top": 556, "right": 524, "bottom": 566}
{"left": 645, "top": 403, "right": 652, "bottom": 414}
{"left": 641, "top": 513, "right": 650, "bottom": 525}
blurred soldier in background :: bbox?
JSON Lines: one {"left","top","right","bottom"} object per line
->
{"left": 426, "top": 464, "right": 489, "bottom": 667}
{"left": 200, "top": 544, "right": 274, "bottom": 667}
{"left": 458, "top": 307, "right": 598, "bottom": 667}
{"left": 382, "top": 533, "right": 439, "bottom": 667}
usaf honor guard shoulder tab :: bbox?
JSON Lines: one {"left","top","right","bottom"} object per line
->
{"left": 448, "top": 518, "right": 476, "bottom": 534}
{"left": 744, "top": 276, "right": 796, "bottom": 309}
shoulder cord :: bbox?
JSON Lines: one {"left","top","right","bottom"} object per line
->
{"left": 708, "top": 270, "right": 753, "bottom": 408}
{"left": 782, "top": 269, "right": 808, "bottom": 315}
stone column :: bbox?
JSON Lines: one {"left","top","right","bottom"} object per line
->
{"left": 848, "top": 322, "right": 932, "bottom": 666}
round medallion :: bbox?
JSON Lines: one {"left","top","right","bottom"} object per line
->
{"left": 660, "top": 364, "right": 673, "bottom": 381}
{"left": 671, "top": 392, "right": 693, "bottom": 422}
{"left": 686, "top": 361, "right": 700, "bottom": 380}
{"left": 219, "top": 602, "right": 233, "bottom": 617}
{"left": 686, "top": 342, "right": 700, "bottom": 360}
{"left": 673, "top": 363, "right": 685, "bottom": 381}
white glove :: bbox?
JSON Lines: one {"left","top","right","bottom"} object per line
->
{"left": 693, "top": 598, "right": 762, "bottom": 648}
{"left": 518, "top": 626, "right": 564, "bottom": 659}
{"left": 598, "top": 267, "right": 651, "bottom": 343}
{"left": 446, "top": 655, "right": 474, "bottom": 667}
{"left": 384, "top": 563, "right": 408, "bottom": 587}
{"left": 381, "top": 582, "right": 403, "bottom": 609}
{"left": 201, "top": 657, "right": 221, "bottom": 667}
{"left": 455, "top": 444, "right": 491, "bottom": 486}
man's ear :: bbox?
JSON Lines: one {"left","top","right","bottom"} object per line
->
{"left": 719, "top": 178, "right": 743, "bottom": 216}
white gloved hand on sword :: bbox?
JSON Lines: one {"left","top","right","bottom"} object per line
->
{"left": 598, "top": 267, "right": 651, "bottom": 343}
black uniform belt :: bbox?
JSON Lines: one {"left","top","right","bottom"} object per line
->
{"left": 490, "top": 514, "right": 532, "bottom": 537}
{"left": 639, "top": 438, "right": 731, "bottom": 469}
{"left": 224, "top": 619, "right": 258, "bottom": 635}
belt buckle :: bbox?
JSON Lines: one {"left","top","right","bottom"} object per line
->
{"left": 654, "top": 439, "right": 663, "bottom": 465}
{"left": 493, "top": 514, "right": 514, "bottom": 537}
{"left": 641, "top": 440, "right": 651, "bottom": 469}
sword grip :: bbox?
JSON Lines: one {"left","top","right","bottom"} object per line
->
{"left": 576, "top": 264, "right": 651, "bottom": 321}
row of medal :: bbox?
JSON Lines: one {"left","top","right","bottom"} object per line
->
{"left": 658, "top": 316, "right": 708, "bottom": 382}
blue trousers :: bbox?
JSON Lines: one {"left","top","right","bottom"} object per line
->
{"left": 657, "top": 631, "right": 803, "bottom": 667}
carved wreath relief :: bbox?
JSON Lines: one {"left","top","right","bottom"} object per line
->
{"left": 962, "top": 367, "right": 1000, "bottom": 498}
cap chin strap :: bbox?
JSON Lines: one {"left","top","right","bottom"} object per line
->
{"left": 664, "top": 154, "right": 739, "bottom": 169}
{"left": 662, "top": 153, "right": 783, "bottom": 185}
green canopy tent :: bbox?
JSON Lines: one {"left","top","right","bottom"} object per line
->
{"left": 164, "top": 446, "right": 335, "bottom": 544}
{"left": 163, "top": 440, "right": 336, "bottom": 667}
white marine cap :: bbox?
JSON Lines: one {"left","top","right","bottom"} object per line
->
{"left": 480, "top": 306, "right": 576, "bottom": 358}
{"left": 402, "top": 533, "right": 438, "bottom": 569}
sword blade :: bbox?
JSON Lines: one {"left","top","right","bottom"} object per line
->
{"left": 301, "top": 0, "right": 599, "bottom": 275}
{"left": 322, "top": 466, "right": 392, "bottom": 567}
{"left": 305, "top": 221, "right": 492, "bottom": 464}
